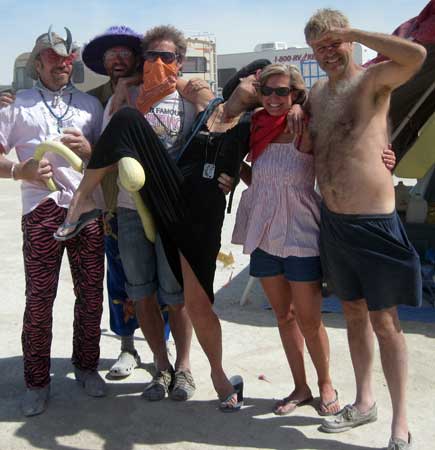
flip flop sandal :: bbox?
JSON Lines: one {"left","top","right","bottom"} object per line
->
{"left": 219, "top": 375, "right": 244, "bottom": 413}
{"left": 54, "top": 209, "right": 101, "bottom": 241}
{"left": 317, "top": 389, "right": 340, "bottom": 416}
{"left": 273, "top": 395, "right": 314, "bottom": 416}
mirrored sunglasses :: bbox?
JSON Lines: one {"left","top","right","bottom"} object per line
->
{"left": 104, "top": 49, "right": 134, "bottom": 61}
{"left": 40, "top": 48, "right": 76, "bottom": 65}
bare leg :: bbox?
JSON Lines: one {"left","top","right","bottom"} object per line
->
{"left": 342, "top": 299, "right": 376, "bottom": 412}
{"left": 290, "top": 280, "right": 339, "bottom": 414}
{"left": 57, "top": 166, "right": 114, "bottom": 237}
{"left": 370, "top": 307, "right": 408, "bottom": 442}
{"left": 135, "top": 295, "right": 171, "bottom": 371}
{"left": 260, "top": 276, "right": 312, "bottom": 413}
{"left": 179, "top": 253, "right": 234, "bottom": 402}
{"left": 168, "top": 304, "right": 192, "bottom": 371}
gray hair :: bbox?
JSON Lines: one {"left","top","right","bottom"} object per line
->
{"left": 304, "top": 8, "right": 350, "bottom": 44}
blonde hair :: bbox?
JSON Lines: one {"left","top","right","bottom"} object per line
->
{"left": 304, "top": 8, "right": 349, "bottom": 44}
{"left": 258, "top": 63, "right": 307, "bottom": 105}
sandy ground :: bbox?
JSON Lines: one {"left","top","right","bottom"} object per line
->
{"left": 1, "top": 174, "right": 435, "bottom": 450}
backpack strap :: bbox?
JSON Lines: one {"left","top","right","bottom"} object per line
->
{"left": 176, "top": 97, "right": 224, "bottom": 162}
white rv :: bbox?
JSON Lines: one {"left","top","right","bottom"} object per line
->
{"left": 217, "top": 43, "right": 369, "bottom": 91}
{"left": 12, "top": 35, "right": 217, "bottom": 93}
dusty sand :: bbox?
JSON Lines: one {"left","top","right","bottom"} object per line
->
{"left": 1, "top": 175, "right": 434, "bottom": 450}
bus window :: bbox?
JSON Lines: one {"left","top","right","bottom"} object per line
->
{"left": 301, "top": 60, "right": 327, "bottom": 89}
{"left": 72, "top": 61, "right": 85, "bottom": 84}
{"left": 183, "top": 57, "right": 207, "bottom": 73}
{"left": 217, "top": 68, "right": 236, "bottom": 89}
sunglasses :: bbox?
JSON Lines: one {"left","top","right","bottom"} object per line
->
{"left": 104, "top": 49, "right": 133, "bottom": 61}
{"left": 40, "top": 48, "right": 76, "bottom": 65}
{"left": 260, "top": 86, "right": 292, "bottom": 97}
{"left": 143, "top": 51, "right": 179, "bottom": 64}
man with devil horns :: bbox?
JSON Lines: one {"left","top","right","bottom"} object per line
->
{"left": 0, "top": 26, "right": 105, "bottom": 416}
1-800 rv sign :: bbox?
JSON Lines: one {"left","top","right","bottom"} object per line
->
{"left": 274, "top": 52, "right": 315, "bottom": 63}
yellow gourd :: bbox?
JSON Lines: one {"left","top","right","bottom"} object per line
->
{"left": 33, "top": 141, "right": 83, "bottom": 191}
{"left": 118, "top": 157, "right": 156, "bottom": 243}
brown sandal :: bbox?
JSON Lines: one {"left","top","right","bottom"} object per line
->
{"left": 317, "top": 389, "right": 340, "bottom": 416}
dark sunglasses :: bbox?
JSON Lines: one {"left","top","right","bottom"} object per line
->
{"left": 260, "top": 86, "right": 292, "bottom": 97}
{"left": 143, "top": 51, "right": 179, "bottom": 64}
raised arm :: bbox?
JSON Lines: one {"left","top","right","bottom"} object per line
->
{"left": 177, "top": 78, "right": 215, "bottom": 114}
{"left": 313, "top": 28, "right": 427, "bottom": 91}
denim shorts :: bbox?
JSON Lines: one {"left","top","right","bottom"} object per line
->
{"left": 117, "top": 207, "right": 183, "bottom": 305}
{"left": 250, "top": 247, "right": 322, "bottom": 282}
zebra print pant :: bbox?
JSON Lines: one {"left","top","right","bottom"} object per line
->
{"left": 21, "top": 199, "right": 104, "bottom": 388}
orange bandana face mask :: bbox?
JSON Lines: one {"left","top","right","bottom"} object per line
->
{"left": 136, "top": 59, "right": 178, "bottom": 114}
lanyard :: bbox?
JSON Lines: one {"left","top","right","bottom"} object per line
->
{"left": 39, "top": 91, "right": 73, "bottom": 133}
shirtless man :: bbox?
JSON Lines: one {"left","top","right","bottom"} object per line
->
{"left": 304, "top": 9, "right": 426, "bottom": 450}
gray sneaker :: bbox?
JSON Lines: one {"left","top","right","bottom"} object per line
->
{"left": 388, "top": 433, "right": 412, "bottom": 450}
{"left": 170, "top": 369, "right": 196, "bottom": 401}
{"left": 320, "top": 403, "right": 377, "bottom": 433}
{"left": 21, "top": 385, "right": 50, "bottom": 417}
{"left": 74, "top": 368, "right": 107, "bottom": 397}
{"left": 142, "top": 367, "right": 174, "bottom": 401}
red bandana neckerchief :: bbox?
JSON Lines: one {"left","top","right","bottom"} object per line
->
{"left": 249, "top": 109, "right": 288, "bottom": 163}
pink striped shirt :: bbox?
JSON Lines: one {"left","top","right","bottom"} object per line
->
{"left": 232, "top": 141, "right": 321, "bottom": 257}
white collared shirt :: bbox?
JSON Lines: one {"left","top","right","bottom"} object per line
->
{"left": 0, "top": 85, "right": 103, "bottom": 215}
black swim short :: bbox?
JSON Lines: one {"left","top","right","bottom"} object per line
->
{"left": 320, "top": 204, "right": 422, "bottom": 311}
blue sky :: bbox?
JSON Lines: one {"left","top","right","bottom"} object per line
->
{"left": 0, "top": 0, "right": 429, "bottom": 84}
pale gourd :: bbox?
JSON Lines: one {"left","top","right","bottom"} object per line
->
{"left": 118, "top": 157, "right": 157, "bottom": 243}
{"left": 33, "top": 141, "right": 83, "bottom": 191}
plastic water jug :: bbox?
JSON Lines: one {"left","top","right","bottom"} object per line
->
{"left": 406, "top": 193, "right": 428, "bottom": 223}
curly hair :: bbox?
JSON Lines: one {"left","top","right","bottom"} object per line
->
{"left": 142, "top": 25, "right": 187, "bottom": 60}
{"left": 258, "top": 63, "right": 307, "bottom": 105}
{"left": 304, "top": 8, "right": 349, "bottom": 44}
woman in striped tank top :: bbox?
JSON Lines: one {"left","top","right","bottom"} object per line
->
{"left": 232, "top": 63, "right": 340, "bottom": 416}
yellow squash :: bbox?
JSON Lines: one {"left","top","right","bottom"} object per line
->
{"left": 33, "top": 141, "right": 83, "bottom": 191}
{"left": 118, "top": 157, "right": 156, "bottom": 243}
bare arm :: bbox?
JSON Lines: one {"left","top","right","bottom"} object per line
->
{"left": 109, "top": 73, "right": 142, "bottom": 115}
{"left": 239, "top": 161, "right": 252, "bottom": 186}
{"left": 313, "top": 28, "right": 426, "bottom": 91}
{"left": 177, "top": 78, "right": 215, "bottom": 113}
{"left": 0, "top": 146, "right": 15, "bottom": 178}
{"left": 353, "top": 29, "right": 426, "bottom": 91}
{"left": 0, "top": 146, "right": 53, "bottom": 182}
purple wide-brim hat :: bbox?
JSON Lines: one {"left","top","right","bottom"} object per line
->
{"left": 82, "top": 25, "right": 143, "bottom": 75}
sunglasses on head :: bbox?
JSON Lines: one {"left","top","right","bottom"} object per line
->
{"left": 104, "top": 49, "right": 133, "bottom": 61}
{"left": 143, "top": 51, "right": 179, "bottom": 64}
{"left": 260, "top": 85, "right": 292, "bottom": 97}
